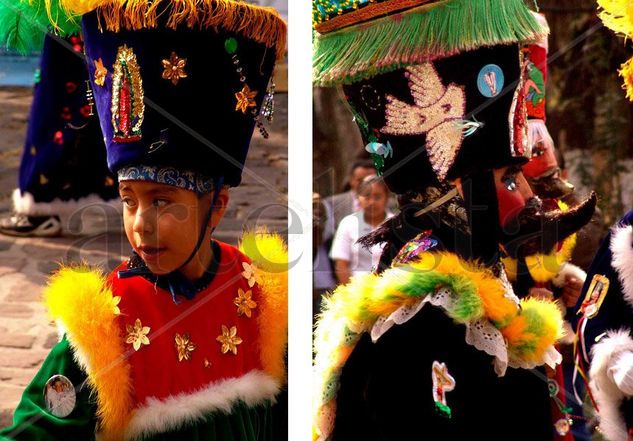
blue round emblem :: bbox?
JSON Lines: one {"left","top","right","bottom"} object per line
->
{"left": 477, "top": 64, "right": 505, "bottom": 98}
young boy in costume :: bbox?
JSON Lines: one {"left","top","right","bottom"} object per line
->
{"left": 312, "top": 0, "right": 597, "bottom": 439}
{"left": 0, "top": 1, "right": 287, "bottom": 440}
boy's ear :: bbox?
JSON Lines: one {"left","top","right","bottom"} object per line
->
{"left": 210, "top": 187, "right": 230, "bottom": 229}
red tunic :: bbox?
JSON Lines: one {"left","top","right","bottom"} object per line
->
{"left": 107, "top": 241, "right": 264, "bottom": 406}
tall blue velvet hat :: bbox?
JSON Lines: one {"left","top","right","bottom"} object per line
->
{"left": 9, "top": 0, "right": 286, "bottom": 190}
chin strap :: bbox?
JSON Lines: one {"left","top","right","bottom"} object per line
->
{"left": 118, "top": 176, "right": 225, "bottom": 303}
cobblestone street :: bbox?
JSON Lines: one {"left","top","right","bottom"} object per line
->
{"left": 0, "top": 88, "right": 288, "bottom": 427}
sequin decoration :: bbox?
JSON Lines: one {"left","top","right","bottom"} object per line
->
{"left": 111, "top": 296, "right": 121, "bottom": 315}
{"left": 262, "top": 78, "right": 276, "bottom": 122}
{"left": 381, "top": 64, "right": 466, "bottom": 181}
{"left": 217, "top": 325, "right": 243, "bottom": 355}
{"left": 393, "top": 230, "right": 438, "bottom": 265}
{"left": 241, "top": 262, "right": 262, "bottom": 287}
{"left": 554, "top": 418, "right": 572, "bottom": 436}
{"left": 365, "top": 140, "right": 392, "bottom": 159}
{"left": 234, "top": 288, "right": 257, "bottom": 318}
{"left": 509, "top": 52, "right": 529, "bottom": 158}
{"left": 175, "top": 333, "right": 196, "bottom": 362}
{"left": 204, "top": 358, "right": 212, "bottom": 368}
{"left": 360, "top": 84, "right": 382, "bottom": 111}
{"left": 431, "top": 361, "right": 456, "bottom": 418}
{"left": 161, "top": 52, "right": 188, "bottom": 86}
{"left": 85, "top": 80, "right": 95, "bottom": 116}
{"left": 235, "top": 84, "right": 258, "bottom": 114}
{"left": 94, "top": 58, "right": 108, "bottom": 87}
{"left": 225, "top": 37, "right": 269, "bottom": 139}
{"left": 126, "top": 318, "right": 150, "bottom": 351}
{"left": 111, "top": 45, "right": 145, "bottom": 143}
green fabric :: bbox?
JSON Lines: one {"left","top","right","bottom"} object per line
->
{"left": 0, "top": 337, "right": 287, "bottom": 440}
{"left": 0, "top": 337, "right": 98, "bottom": 440}
{"left": 313, "top": 0, "right": 545, "bottom": 86}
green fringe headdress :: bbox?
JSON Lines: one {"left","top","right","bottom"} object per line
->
{"left": 313, "top": 0, "right": 548, "bottom": 86}
{"left": 0, "top": 0, "right": 286, "bottom": 58}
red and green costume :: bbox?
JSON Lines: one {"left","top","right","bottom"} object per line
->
{"left": 0, "top": 232, "right": 287, "bottom": 441}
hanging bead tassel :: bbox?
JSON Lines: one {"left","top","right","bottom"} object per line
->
{"left": 262, "top": 77, "right": 275, "bottom": 122}
{"left": 85, "top": 80, "right": 95, "bottom": 116}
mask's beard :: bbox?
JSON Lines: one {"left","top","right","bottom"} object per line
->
{"left": 501, "top": 191, "right": 597, "bottom": 258}
{"left": 526, "top": 169, "right": 574, "bottom": 199}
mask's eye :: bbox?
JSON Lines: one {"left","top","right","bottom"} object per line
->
{"left": 502, "top": 175, "right": 518, "bottom": 192}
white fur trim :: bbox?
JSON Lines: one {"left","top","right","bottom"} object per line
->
{"left": 12, "top": 189, "right": 121, "bottom": 217}
{"left": 611, "top": 225, "right": 633, "bottom": 310}
{"left": 124, "top": 370, "right": 280, "bottom": 440}
{"left": 552, "top": 263, "right": 587, "bottom": 289}
{"left": 590, "top": 330, "right": 633, "bottom": 441}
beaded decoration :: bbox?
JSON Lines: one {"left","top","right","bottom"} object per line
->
{"left": 111, "top": 45, "right": 145, "bottom": 143}
{"left": 509, "top": 52, "right": 529, "bottom": 158}
{"left": 224, "top": 37, "right": 270, "bottom": 139}
{"left": 381, "top": 63, "right": 466, "bottom": 181}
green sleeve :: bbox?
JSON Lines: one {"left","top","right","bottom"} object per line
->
{"left": 0, "top": 336, "right": 98, "bottom": 440}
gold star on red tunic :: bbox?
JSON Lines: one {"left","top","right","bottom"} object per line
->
{"left": 175, "top": 333, "right": 196, "bottom": 362}
{"left": 217, "top": 325, "right": 243, "bottom": 355}
{"left": 126, "top": 319, "right": 150, "bottom": 351}
{"left": 234, "top": 288, "right": 257, "bottom": 318}
{"left": 235, "top": 85, "right": 258, "bottom": 114}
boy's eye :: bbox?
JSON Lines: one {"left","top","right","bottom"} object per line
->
{"left": 121, "top": 198, "right": 136, "bottom": 207}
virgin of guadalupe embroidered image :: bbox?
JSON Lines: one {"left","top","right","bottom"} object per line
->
{"left": 111, "top": 45, "right": 145, "bottom": 143}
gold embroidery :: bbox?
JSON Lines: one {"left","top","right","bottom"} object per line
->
{"left": 94, "top": 58, "right": 108, "bottom": 86}
{"left": 234, "top": 288, "right": 257, "bottom": 318}
{"left": 126, "top": 318, "right": 150, "bottom": 351}
{"left": 235, "top": 85, "right": 258, "bottom": 114}
{"left": 381, "top": 64, "right": 466, "bottom": 181}
{"left": 175, "top": 333, "right": 196, "bottom": 362}
{"left": 216, "top": 325, "right": 243, "bottom": 355}
{"left": 161, "top": 52, "right": 188, "bottom": 86}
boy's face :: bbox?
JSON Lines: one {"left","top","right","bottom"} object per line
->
{"left": 119, "top": 181, "right": 225, "bottom": 276}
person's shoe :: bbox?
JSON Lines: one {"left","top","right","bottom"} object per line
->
{"left": 0, "top": 213, "right": 62, "bottom": 237}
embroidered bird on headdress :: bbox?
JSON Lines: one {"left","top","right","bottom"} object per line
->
{"left": 381, "top": 64, "right": 466, "bottom": 181}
